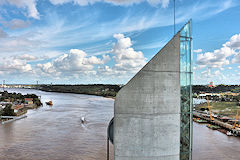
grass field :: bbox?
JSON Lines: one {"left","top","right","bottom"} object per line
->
{"left": 196, "top": 101, "right": 240, "bottom": 119}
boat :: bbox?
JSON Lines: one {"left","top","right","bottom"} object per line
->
{"left": 193, "top": 118, "right": 207, "bottom": 123}
{"left": 207, "top": 124, "right": 220, "bottom": 130}
{"left": 81, "top": 117, "right": 86, "bottom": 123}
{"left": 227, "top": 131, "right": 233, "bottom": 136}
{"left": 46, "top": 101, "right": 53, "bottom": 105}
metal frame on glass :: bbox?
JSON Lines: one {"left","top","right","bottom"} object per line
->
{"left": 179, "top": 20, "right": 193, "bottom": 160}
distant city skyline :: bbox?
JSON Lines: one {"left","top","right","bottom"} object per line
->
{"left": 0, "top": 0, "right": 240, "bottom": 84}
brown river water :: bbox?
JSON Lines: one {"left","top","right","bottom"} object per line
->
{"left": 0, "top": 89, "right": 240, "bottom": 160}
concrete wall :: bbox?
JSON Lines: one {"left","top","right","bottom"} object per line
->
{"left": 114, "top": 33, "right": 181, "bottom": 160}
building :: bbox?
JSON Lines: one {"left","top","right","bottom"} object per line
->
{"left": 208, "top": 81, "right": 214, "bottom": 88}
{"left": 25, "top": 98, "right": 33, "bottom": 105}
{"left": 114, "top": 21, "right": 193, "bottom": 160}
{"left": 198, "top": 93, "right": 221, "bottom": 99}
{"left": 0, "top": 104, "right": 4, "bottom": 110}
{"left": 13, "top": 104, "right": 24, "bottom": 113}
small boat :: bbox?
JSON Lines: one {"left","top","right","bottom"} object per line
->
{"left": 207, "top": 124, "right": 220, "bottom": 130}
{"left": 46, "top": 101, "right": 53, "bottom": 105}
{"left": 227, "top": 131, "right": 233, "bottom": 136}
{"left": 81, "top": 117, "right": 86, "bottom": 123}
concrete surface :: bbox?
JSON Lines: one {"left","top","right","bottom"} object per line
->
{"left": 114, "top": 33, "right": 181, "bottom": 160}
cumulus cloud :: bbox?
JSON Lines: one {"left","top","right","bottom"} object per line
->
{"left": 0, "top": 53, "right": 37, "bottom": 77}
{"left": 232, "top": 53, "right": 240, "bottom": 63}
{"left": 196, "top": 45, "right": 234, "bottom": 68}
{"left": 49, "top": 0, "right": 170, "bottom": 7}
{"left": 37, "top": 49, "right": 109, "bottom": 77}
{"left": 196, "top": 32, "right": 240, "bottom": 71}
{"left": 194, "top": 49, "right": 202, "bottom": 53}
{"left": 111, "top": 33, "right": 146, "bottom": 72}
{"left": 0, "top": 58, "right": 32, "bottom": 73}
{"left": 37, "top": 62, "right": 56, "bottom": 74}
{"left": 2, "top": 0, "right": 39, "bottom": 19}
{"left": 97, "top": 33, "right": 146, "bottom": 81}
{"left": 201, "top": 68, "right": 225, "bottom": 80}
{"left": 0, "top": 33, "right": 146, "bottom": 83}
{"left": 225, "top": 33, "right": 240, "bottom": 50}
{"left": 195, "top": 32, "right": 240, "bottom": 70}
{"left": 201, "top": 68, "right": 211, "bottom": 78}
{"left": 1, "top": 19, "right": 30, "bottom": 30}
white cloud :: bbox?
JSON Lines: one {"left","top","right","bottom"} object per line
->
{"left": 194, "top": 49, "right": 202, "bottom": 53}
{"left": 214, "top": 70, "right": 221, "bottom": 75}
{"left": 196, "top": 32, "right": 240, "bottom": 69}
{"left": 111, "top": 33, "right": 146, "bottom": 72}
{"left": 1, "top": 19, "right": 30, "bottom": 29}
{"left": 0, "top": 28, "right": 46, "bottom": 54}
{"left": 0, "top": 58, "right": 32, "bottom": 73}
{"left": 37, "top": 49, "right": 109, "bottom": 77}
{"left": 196, "top": 32, "right": 240, "bottom": 84}
{"left": 37, "top": 62, "right": 56, "bottom": 74}
{"left": 201, "top": 68, "right": 211, "bottom": 78}
{"left": 97, "top": 33, "right": 147, "bottom": 84}
{"left": 226, "top": 33, "right": 240, "bottom": 50}
{"left": 200, "top": 68, "right": 226, "bottom": 81}
{"left": 3, "top": 0, "right": 39, "bottom": 19}
{"left": 232, "top": 52, "right": 240, "bottom": 63}
{"left": 15, "top": 54, "right": 37, "bottom": 61}
{"left": 238, "top": 66, "right": 240, "bottom": 69}
{"left": 196, "top": 45, "right": 234, "bottom": 68}
{"left": 49, "top": 0, "right": 170, "bottom": 7}
{"left": 34, "top": 34, "right": 146, "bottom": 82}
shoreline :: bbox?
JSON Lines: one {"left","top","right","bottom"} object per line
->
{"left": 5, "top": 87, "right": 117, "bottom": 99}
{"left": 1, "top": 115, "right": 27, "bottom": 124}
{"left": 38, "top": 88, "right": 117, "bottom": 99}
{"left": 38, "top": 84, "right": 120, "bottom": 99}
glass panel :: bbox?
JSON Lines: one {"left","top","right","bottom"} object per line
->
{"left": 180, "top": 20, "right": 193, "bottom": 160}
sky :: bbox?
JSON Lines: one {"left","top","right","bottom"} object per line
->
{"left": 0, "top": 0, "right": 240, "bottom": 85}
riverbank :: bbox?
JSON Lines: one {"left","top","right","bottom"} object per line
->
{"left": 195, "top": 101, "right": 240, "bottom": 119}
{"left": 38, "top": 84, "right": 121, "bottom": 98}
{"left": 0, "top": 91, "right": 42, "bottom": 122}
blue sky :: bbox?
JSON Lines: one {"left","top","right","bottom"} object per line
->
{"left": 0, "top": 0, "right": 239, "bottom": 85}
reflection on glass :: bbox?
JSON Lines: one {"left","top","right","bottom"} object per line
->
{"left": 180, "top": 20, "right": 193, "bottom": 160}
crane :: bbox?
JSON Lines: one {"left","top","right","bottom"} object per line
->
{"left": 207, "top": 96, "right": 214, "bottom": 121}
{"left": 232, "top": 111, "right": 239, "bottom": 129}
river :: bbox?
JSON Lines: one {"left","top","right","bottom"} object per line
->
{"left": 0, "top": 89, "right": 240, "bottom": 160}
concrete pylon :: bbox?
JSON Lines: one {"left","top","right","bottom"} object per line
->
{"left": 114, "top": 21, "right": 192, "bottom": 160}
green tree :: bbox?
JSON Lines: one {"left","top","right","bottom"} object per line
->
{"left": 235, "top": 95, "right": 240, "bottom": 101}
{"left": 2, "top": 104, "right": 16, "bottom": 116}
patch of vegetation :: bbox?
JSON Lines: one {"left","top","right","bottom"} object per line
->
{"left": 2, "top": 104, "right": 16, "bottom": 116}
{"left": 231, "top": 87, "right": 240, "bottom": 93}
{"left": 0, "top": 91, "right": 42, "bottom": 106}
{"left": 39, "top": 84, "right": 122, "bottom": 97}
{"left": 193, "top": 85, "right": 240, "bottom": 94}
{"left": 195, "top": 101, "right": 240, "bottom": 119}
